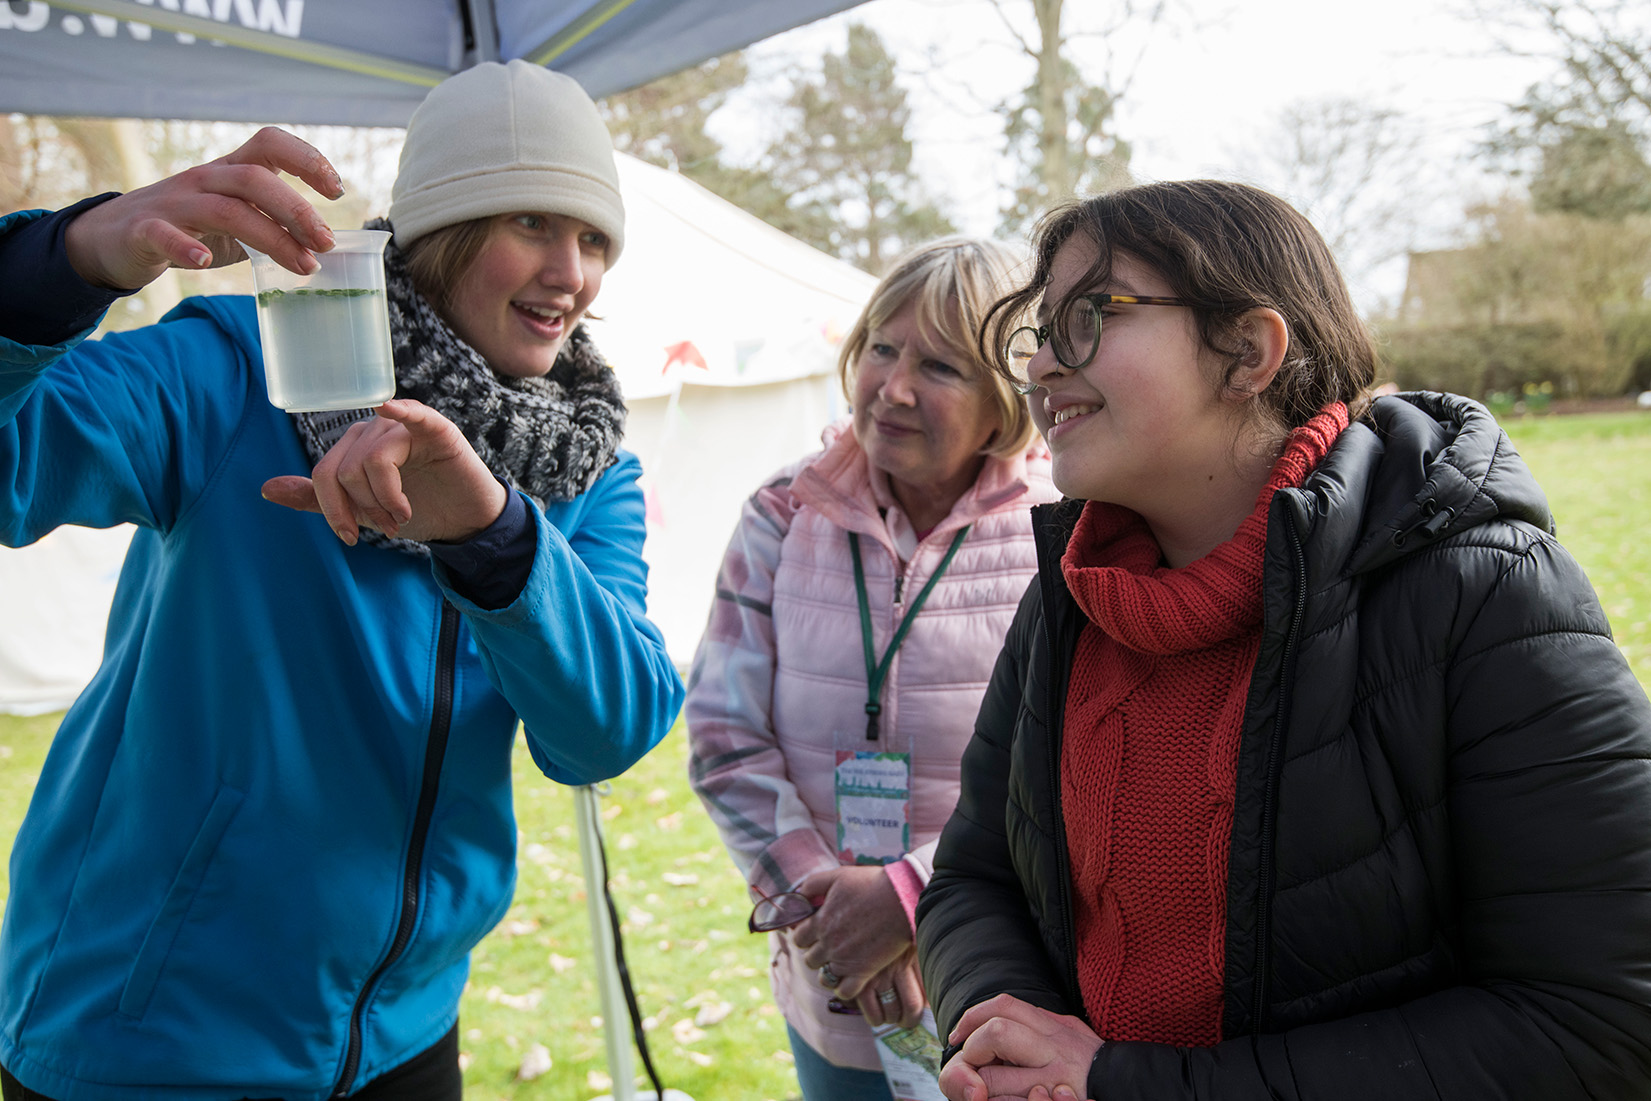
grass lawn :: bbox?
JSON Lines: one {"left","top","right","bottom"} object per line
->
{"left": 1501, "top": 411, "right": 1651, "bottom": 688}
{"left": 0, "top": 718, "right": 796, "bottom": 1100}
{"left": 1, "top": 408, "right": 1648, "bottom": 1099}
{"left": 451, "top": 726, "right": 799, "bottom": 1099}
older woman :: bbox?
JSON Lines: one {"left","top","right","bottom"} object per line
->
{"left": 686, "top": 236, "right": 1059, "bottom": 1100}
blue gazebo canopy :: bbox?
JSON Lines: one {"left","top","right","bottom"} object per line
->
{"left": 0, "top": 0, "right": 866, "bottom": 125}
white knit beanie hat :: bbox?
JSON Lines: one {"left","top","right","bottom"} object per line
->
{"left": 389, "top": 60, "right": 625, "bottom": 265}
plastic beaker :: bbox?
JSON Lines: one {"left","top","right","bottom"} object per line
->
{"left": 245, "top": 230, "right": 395, "bottom": 412}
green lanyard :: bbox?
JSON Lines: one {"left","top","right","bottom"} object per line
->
{"left": 848, "top": 525, "right": 971, "bottom": 741}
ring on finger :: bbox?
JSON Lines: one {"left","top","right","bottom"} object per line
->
{"left": 877, "top": 988, "right": 899, "bottom": 1005}
{"left": 819, "top": 963, "right": 841, "bottom": 988}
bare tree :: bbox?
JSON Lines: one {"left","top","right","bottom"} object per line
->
{"left": 1476, "top": 0, "right": 1650, "bottom": 183}
{"left": 1240, "top": 97, "right": 1431, "bottom": 294}
{"left": 762, "top": 23, "right": 956, "bottom": 273}
{"left": 600, "top": 52, "right": 749, "bottom": 178}
{"left": 987, "top": 0, "right": 1175, "bottom": 234}
{"left": 599, "top": 51, "right": 806, "bottom": 239}
{"left": 1526, "top": 118, "right": 1651, "bottom": 218}
{"left": 0, "top": 116, "right": 96, "bottom": 212}
{"left": 1475, "top": 0, "right": 1650, "bottom": 125}
{"left": 1469, "top": 0, "right": 1651, "bottom": 230}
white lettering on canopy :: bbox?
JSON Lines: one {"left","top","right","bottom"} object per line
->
{"left": 0, "top": 1, "right": 306, "bottom": 39}
{"left": 0, "top": 4, "right": 49, "bottom": 32}
{"left": 142, "top": 0, "right": 306, "bottom": 36}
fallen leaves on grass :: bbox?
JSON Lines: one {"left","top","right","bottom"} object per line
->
{"left": 484, "top": 986, "right": 543, "bottom": 1012}
{"left": 693, "top": 1000, "right": 733, "bottom": 1027}
{"left": 496, "top": 918, "right": 540, "bottom": 937}
{"left": 515, "top": 1043, "right": 553, "bottom": 1081}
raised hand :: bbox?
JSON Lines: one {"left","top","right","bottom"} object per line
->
{"left": 261, "top": 399, "right": 509, "bottom": 546}
{"left": 790, "top": 864, "right": 914, "bottom": 1002}
{"left": 63, "top": 126, "right": 343, "bottom": 291}
{"left": 939, "top": 993, "right": 1102, "bottom": 1101}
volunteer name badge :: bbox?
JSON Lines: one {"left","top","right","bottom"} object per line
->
{"left": 835, "top": 749, "right": 911, "bottom": 864}
{"left": 874, "top": 1008, "right": 947, "bottom": 1101}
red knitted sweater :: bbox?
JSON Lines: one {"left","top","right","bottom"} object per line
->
{"left": 1058, "top": 405, "right": 1348, "bottom": 1046}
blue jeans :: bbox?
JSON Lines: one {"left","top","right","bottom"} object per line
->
{"left": 787, "top": 1023, "right": 895, "bottom": 1101}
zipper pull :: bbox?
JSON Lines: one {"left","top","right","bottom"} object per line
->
{"left": 893, "top": 574, "right": 905, "bottom": 605}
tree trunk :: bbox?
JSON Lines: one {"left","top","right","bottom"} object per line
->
{"left": 1034, "top": 0, "right": 1070, "bottom": 200}
{"left": 0, "top": 116, "right": 23, "bottom": 211}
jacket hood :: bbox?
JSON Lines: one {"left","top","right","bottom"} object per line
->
{"left": 1289, "top": 391, "right": 1554, "bottom": 576}
{"left": 163, "top": 293, "right": 263, "bottom": 353}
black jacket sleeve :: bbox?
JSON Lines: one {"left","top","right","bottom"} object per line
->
{"left": 0, "top": 193, "right": 126, "bottom": 345}
{"left": 918, "top": 581, "right": 1078, "bottom": 1048}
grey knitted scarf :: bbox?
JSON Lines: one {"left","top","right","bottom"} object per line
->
{"left": 292, "top": 218, "right": 626, "bottom": 556}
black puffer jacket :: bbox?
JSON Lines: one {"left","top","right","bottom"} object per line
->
{"left": 916, "top": 392, "right": 1651, "bottom": 1099}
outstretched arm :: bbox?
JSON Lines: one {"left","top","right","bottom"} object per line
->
{"left": 2, "top": 125, "right": 343, "bottom": 434}
{"left": 1, "top": 127, "right": 338, "bottom": 540}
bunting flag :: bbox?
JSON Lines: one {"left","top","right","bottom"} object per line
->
{"left": 643, "top": 481, "right": 667, "bottom": 528}
{"left": 662, "top": 340, "right": 708, "bottom": 375}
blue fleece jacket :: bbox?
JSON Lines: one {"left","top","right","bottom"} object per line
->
{"left": 0, "top": 209, "right": 684, "bottom": 1099}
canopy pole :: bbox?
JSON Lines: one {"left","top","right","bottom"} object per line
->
{"left": 465, "top": 0, "right": 501, "bottom": 64}
{"left": 576, "top": 784, "right": 695, "bottom": 1101}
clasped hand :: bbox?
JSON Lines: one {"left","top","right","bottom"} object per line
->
{"left": 939, "top": 993, "right": 1103, "bottom": 1101}
{"left": 788, "top": 864, "right": 924, "bottom": 1027}
{"left": 261, "top": 399, "right": 508, "bottom": 545}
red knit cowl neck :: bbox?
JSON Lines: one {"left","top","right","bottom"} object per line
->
{"left": 1058, "top": 404, "right": 1348, "bottom": 1046}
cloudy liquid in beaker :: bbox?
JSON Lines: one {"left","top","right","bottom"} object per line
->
{"left": 256, "top": 287, "right": 395, "bottom": 412}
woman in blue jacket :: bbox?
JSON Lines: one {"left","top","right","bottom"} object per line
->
{"left": 0, "top": 61, "right": 682, "bottom": 1100}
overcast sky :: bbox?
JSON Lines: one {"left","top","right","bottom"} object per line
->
{"left": 733, "top": 0, "right": 1558, "bottom": 309}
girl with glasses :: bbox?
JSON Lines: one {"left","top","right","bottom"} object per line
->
{"left": 686, "top": 237, "right": 1059, "bottom": 1101}
{"left": 916, "top": 180, "right": 1651, "bottom": 1101}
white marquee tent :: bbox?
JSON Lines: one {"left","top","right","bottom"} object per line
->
{"left": 0, "top": 151, "right": 876, "bottom": 714}
{"left": 598, "top": 155, "right": 875, "bottom": 663}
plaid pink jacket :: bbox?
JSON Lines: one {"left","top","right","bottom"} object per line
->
{"left": 685, "top": 422, "right": 1055, "bottom": 1068}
